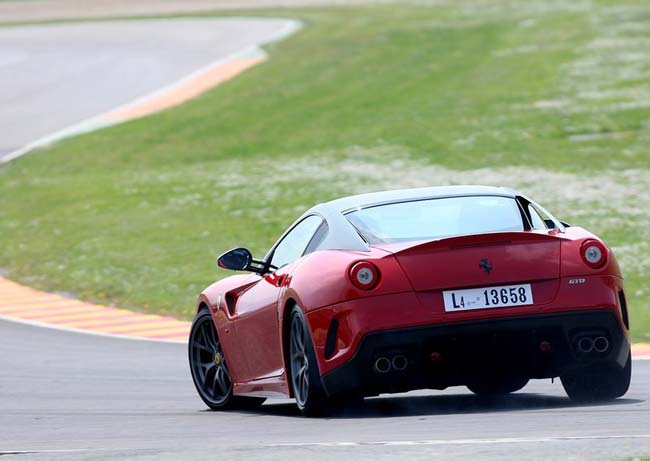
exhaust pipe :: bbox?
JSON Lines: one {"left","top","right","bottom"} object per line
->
{"left": 593, "top": 336, "right": 610, "bottom": 353}
{"left": 392, "top": 355, "right": 408, "bottom": 371}
{"left": 577, "top": 337, "right": 594, "bottom": 353}
{"left": 373, "top": 357, "right": 391, "bottom": 374}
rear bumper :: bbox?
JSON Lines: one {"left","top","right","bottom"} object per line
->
{"left": 320, "top": 309, "right": 630, "bottom": 397}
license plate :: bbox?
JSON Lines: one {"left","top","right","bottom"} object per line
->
{"left": 443, "top": 283, "right": 533, "bottom": 312}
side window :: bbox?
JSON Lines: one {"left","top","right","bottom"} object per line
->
{"left": 304, "top": 221, "right": 329, "bottom": 255}
{"left": 528, "top": 203, "right": 558, "bottom": 230}
{"left": 527, "top": 203, "right": 547, "bottom": 229}
{"left": 518, "top": 196, "right": 554, "bottom": 230}
{"left": 270, "top": 216, "right": 324, "bottom": 270}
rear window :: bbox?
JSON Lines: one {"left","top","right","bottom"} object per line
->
{"left": 346, "top": 195, "right": 524, "bottom": 244}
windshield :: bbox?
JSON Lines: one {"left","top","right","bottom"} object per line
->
{"left": 346, "top": 195, "right": 525, "bottom": 244}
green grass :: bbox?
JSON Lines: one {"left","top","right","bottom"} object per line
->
{"left": 1, "top": 0, "right": 649, "bottom": 340}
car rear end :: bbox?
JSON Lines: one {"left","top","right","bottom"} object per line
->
{"left": 305, "top": 193, "right": 630, "bottom": 398}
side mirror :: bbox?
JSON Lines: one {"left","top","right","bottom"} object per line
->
{"left": 217, "top": 248, "right": 253, "bottom": 271}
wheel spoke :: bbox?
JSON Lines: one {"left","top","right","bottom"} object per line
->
{"left": 215, "top": 367, "right": 228, "bottom": 395}
{"left": 291, "top": 333, "right": 300, "bottom": 354}
{"left": 203, "top": 366, "right": 216, "bottom": 392}
{"left": 296, "top": 370, "right": 303, "bottom": 398}
{"left": 211, "top": 368, "right": 221, "bottom": 396}
{"left": 209, "top": 323, "right": 219, "bottom": 349}
{"left": 292, "top": 320, "right": 303, "bottom": 350}
{"left": 203, "top": 323, "right": 214, "bottom": 346}
{"left": 222, "top": 365, "right": 232, "bottom": 388}
{"left": 199, "top": 325, "right": 210, "bottom": 349}
{"left": 299, "top": 370, "right": 308, "bottom": 400}
{"left": 290, "top": 321, "right": 297, "bottom": 346}
{"left": 299, "top": 324, "right": 305, "bottom": 351}
{"left": 194, "top": 342, "right": 213, "bottom": 354}
{"left": 201, "top": 361, "right": 216, "bottom": 372}
{"left": 297, "top": 328, "right": 305, "bottom": 351}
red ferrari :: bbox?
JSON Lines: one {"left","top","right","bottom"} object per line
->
{"left": 188, "top": 186, "right": 631, "bottom": 415}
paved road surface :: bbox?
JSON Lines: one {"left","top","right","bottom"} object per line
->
{"left": 0, "top": 1, "right": 386, "bottom": 23}
{"left": 0, "top": 18, "right": 295, "bottom": 161}
{"left": 1, "top": 319, "right": 648, "bottom": 460}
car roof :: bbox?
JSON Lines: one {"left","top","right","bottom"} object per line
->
{"left": 282, "top": 185, "right": 520, "bottom": 254}
{"left": 312, "top": 185, "right": 517, "bottom": 214}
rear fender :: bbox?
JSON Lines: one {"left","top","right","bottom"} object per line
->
{"left": 284, "top": 249, "right": 412, "bottom": 313}
{"left": 279, "top": 254, "right": 410, "bottom": 382}
{"left": 560, "top": 227, "right": 621, "bottom": 278}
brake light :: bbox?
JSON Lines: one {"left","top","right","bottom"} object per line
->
{"left": 580, "top": 240, "right": 607, "bottom": 269}
{"left": 349, "top": 261, "right": 380, "bottom": 290}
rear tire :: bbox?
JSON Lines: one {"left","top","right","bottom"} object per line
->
{"left": 561, "top": 350, "right": 631, "bottom": 402}
{"left": 288, "top": 305, "right": 329, "bottom": 416}
{"left": 188, "top": 308, "right": 265, "bottom": 411}
{"left": 467, "top": 375, "right": 529, "bottom": 397}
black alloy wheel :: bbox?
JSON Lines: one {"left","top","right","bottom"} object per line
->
{"left": 288, "top": 305, "right": 328, "bottom": 416}
{"left": 189, "top": 309, "right": 264, "bottom": 410}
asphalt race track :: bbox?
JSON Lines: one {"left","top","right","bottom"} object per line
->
{"left": 1, "top": 319, "right": 649, "bottom": 460}
{"left": 0, "top": 18, "right": 295, "bottom": 161}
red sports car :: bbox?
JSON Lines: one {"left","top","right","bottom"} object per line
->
{"left": 188, "top": 186, "right": 631, "bottom": 415}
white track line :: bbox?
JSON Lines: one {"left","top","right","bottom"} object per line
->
{"left": 6, "top": 434, "right": 650, "bottom": 454}
{"left": 0, "top": 449, "right": 107, "bottom": 455}
{"left": 267, "top": 434, "right": 650, "bottom": 448}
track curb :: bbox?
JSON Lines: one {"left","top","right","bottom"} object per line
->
{"left": 0, "top": 277, "right": 189, "bottom": 343}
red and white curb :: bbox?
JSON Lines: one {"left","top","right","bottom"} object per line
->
{"left": 0, "top": 277, "right": 189, "bottom": 343}
{"left": 634, "top": 343, "right": 650, "bottom": 360}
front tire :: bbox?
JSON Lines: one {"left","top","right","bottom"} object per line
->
{"left": 288, "top": 305, "right": 329, "bottom": 416}
{"left": 561, "top": 350, "right": 632, "bottom": 402}
{"left": 188, "top": 309, "right": 265, "bottom": 410}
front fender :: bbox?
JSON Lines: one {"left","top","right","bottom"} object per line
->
{"left": 197, "top": 274, "right": 259, "bottom": 313}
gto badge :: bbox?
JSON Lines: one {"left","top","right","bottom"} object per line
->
{"left": 479, "top": 258, "right": 492, "bottom": 274}
{"left": 569, "top": 278, "right": 586, "bottom": 285}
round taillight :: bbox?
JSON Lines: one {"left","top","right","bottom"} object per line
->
{"left": 580, "top": 240, "right": 607, "bottom": 269}
{"left": 349, "top": 261, "right": 380, "bottom": 290}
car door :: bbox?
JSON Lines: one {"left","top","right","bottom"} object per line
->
{"left": 232, "top": 215, "right": 324, "bottom": 382}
